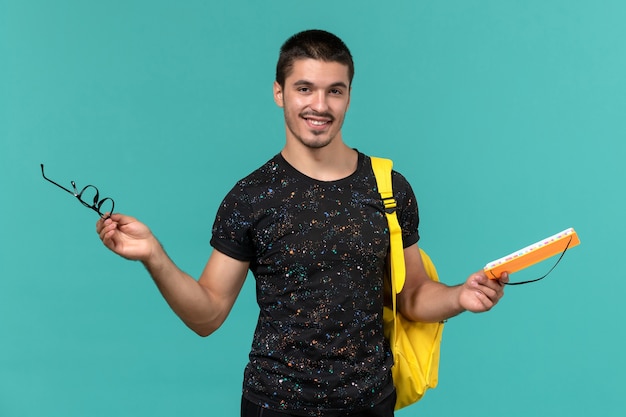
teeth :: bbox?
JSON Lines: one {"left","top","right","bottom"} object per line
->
{"left": 309, "top": 120, "right": 327, "bottom": 126}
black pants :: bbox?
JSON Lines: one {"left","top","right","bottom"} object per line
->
{"left": 241, "top": 391, "right": 396, "bottom": 417}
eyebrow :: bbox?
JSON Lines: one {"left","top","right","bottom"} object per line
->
{"left": 293, "top": 79, "right": 349, "bottom": 89}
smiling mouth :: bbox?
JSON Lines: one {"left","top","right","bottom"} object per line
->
{"left": 307, "top": 119, "right": 330, "bottom": 126}
{"left": 301, "top": 112, "right": 334, "bottom": 128}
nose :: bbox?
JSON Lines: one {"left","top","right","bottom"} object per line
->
{"left": 310, "top": 91, "right": 329, "bottom": 113}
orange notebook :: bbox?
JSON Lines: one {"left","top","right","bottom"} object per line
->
{"left": 484, "top": 228, "right": 580, "bottom": 278}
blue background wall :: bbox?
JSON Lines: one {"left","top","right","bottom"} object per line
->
{"left": 2, "top": 1, "right": 624, "bottom": 416}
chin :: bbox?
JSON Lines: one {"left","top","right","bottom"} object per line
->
{"left": 301, "top": 137, "right": 333, "bottom": 149}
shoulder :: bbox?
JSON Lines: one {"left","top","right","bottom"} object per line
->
{"left": 223, "top": 154, "right": 288, "bottom": 199}
{"left": 234, "top": 154, "right": 284, "bottom": 188}
{"left": 363, "top": 152, "right": 413, "bottom": 190}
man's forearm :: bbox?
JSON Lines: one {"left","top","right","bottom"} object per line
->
{"left": 399, "top": 280, "right": 465, "bottom": 323}
{"left": 141, "top": 239, "right": 219, "bottom": 336}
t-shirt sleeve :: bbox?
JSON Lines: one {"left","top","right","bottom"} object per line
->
{"left": 210, "top": 183, "right": 256, "bottom": 262}
{"left": 392, "top": 171, "right": 420, "bottom": 248}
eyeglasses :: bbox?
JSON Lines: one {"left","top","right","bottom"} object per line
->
{"left": 40, "top": 164, "right": 115, "bottom": 218}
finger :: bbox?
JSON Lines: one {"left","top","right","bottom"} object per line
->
{"left": 95, "top": 217, "right": 105, "bottom": 233}
{"left": 487, "top": 274, "right": 507, "bottom": 295}
{"left": 110, "top": 212, "right": 132, "bottom": 225}
{"left": 99, "top": 225, "right": 109, "bottom": 242}
{"left": 483, "top": 281, "right": 505, "bottom": 304}
{"left": 476, "top": 284, "right": 499, "bottom": 303}
{"left": 470, "top": 289, "right": 496, "bottom": 312}
{"left": 473, "top": 278, "right": 504, "bottom": 303}
{"left": 99, "top": 221, "right": 117, "bottom": 242}
{"left": 97, "top": 216, "right": 110, "bottom": 236}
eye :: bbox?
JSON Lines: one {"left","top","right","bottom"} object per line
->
{"left": 329, "top": 88, "right": 343, "bottom": 95}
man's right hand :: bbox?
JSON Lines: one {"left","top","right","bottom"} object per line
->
{"left": 96, "top": 213, "right": 157, "bottom": 262}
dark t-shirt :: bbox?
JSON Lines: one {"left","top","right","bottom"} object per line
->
{"left": 210, "top": 152, "right": 419, "bottom": 416}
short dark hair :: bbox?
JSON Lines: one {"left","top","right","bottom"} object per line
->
{"left": 275, "top": 29, "right": 354, "bottom": 87}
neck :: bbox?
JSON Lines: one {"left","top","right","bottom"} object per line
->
{"left": 281, "top": 141, "right": 358, "bottom": 182}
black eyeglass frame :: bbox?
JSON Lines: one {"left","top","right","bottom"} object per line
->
{"left": 40, "top": 164, "right": 115, "bottom": 219}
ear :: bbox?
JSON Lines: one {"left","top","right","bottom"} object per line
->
{"left": 273, "top": 81, "right": 284, "bottom": 108}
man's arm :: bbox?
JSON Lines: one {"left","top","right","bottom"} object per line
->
{"left": 97, "top": 213, "right": 249, "bottom": 336}
{"left": 397, "top": 243, "right": 508, "bottom": 323}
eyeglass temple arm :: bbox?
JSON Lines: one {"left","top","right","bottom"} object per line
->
{"left": 40, "top": 164, "right": 76, "bottom": 196}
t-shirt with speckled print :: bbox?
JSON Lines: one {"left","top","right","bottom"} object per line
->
{"left": 210, "top": 151, "right": 419, "bottom": 416}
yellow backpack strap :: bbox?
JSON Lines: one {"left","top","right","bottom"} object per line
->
{"left": 370, "top": 156, "right": 406, "bottom": 293}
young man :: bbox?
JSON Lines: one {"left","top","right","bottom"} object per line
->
{"left": 97, "top": 30, "right": 508, "bottom": 417}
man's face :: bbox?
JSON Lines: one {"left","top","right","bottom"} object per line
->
{"left": 274, "top": 59, "right": 351, "bottom": 150}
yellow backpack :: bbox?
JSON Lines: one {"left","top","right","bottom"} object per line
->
{"left": 371, "top": 156, "right": 445, "bottom": 410}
